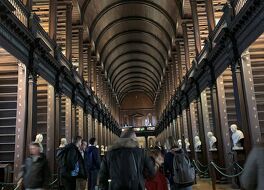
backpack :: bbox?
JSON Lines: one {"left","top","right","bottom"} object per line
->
{"left": 108, "top": 149, "right": 140, "bottom": 189}
{"left": 56, "top": 147, "right": 67, "bottom": 168}
{"left": 173, "top": 152, "right": 195, "bottom": 185}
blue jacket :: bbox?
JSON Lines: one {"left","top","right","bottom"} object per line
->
{"left": 85, "top": 145, "right": 101, "bottom": 171}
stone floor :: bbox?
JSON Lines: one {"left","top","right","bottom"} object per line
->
{"left": 193, "top": 178, "right": 237, "bottom": 190}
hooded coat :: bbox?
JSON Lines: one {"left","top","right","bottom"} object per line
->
{"left": 99, "top": 137, "right": 155, "bottom": 190}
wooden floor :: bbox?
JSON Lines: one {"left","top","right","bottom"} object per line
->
{"left": 193, "top": 179, "right": 236, "bottom": 190}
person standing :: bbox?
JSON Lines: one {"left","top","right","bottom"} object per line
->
{"left": 56, "top": 138, "right": 68, "bottom": 190}
{"left": 18, "top": 142, "right": 51, "bottom": 190}
{"left": 85, "top": 137, "right": 100, "bottom": 190}
{"left": 240, "top": 142, "right": 264, "bottom": 190}
{"left": 61, "top": 136, "right": 86, "bottom": 190}
{"left": 98, "top": 128, "right": 155, "bottom": 190}
{"left": 76, "top": 140, "right": 88, "bottom": 190}
{"left": 145, "top": 149, "right": 168, "bottom": 190}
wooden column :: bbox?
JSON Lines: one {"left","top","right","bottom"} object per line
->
{"left": 71, "top": 104, "right": 76, "bottom": 139}
{"left": 14, "top": 63, "right": 28, "bottom": 182}
{"left": 196, "top": 97, "right": 208, "bottom": 164}
{"left": 83, "top": 113, "right": 88, "bottom": 140}
{"left": 79, "top": 28, "right": 84, "bottom": 78}
{"left": 216, "top": 76, "right": 232, "bottom": 163}
{"left": 186, "top": 105, "right": 196, "bottom": 160}
{"left": 55, "top": 93, "right": 61, "bottom": 148}
{"left": 49, "top": 0, "right": 57, "bottom": 41}
{"left": 182, "top": 22, "right": 191, "bottom": 70}
{"left": 205, "top": 0, "right": 216, "bottom": 33}
{"left": 26, "top": 73, "right": 37, "bottom": 152}
{"left": 46, "top": 85, "right": 56, "bottom": 172}
{"left": 240, "top": 49, "right": 261, "bottom": 144}
{"left": 65, "top": 98, "right": 72, "bottom": 142}
{"left": 87, "top": 114, "right": 93, "bottom": 140}
{"left": 66, "top": 3, "right": 72, "bottom": 63}
{"left": 78, "top": 107, "right": 84, "bottom": 137}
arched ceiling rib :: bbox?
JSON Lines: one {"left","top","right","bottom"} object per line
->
{"left": 82, "top": 0, "right": 179, "bottom": 103}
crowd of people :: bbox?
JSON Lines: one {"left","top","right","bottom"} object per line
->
{"left": 16, "top": 128, "right": 264, "bottom": 190}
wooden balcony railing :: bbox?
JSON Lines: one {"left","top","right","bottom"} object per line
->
{"left": 8, "top": 0, "right": 29, "bottom": 27}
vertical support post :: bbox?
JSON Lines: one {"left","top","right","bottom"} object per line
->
{"left": 66, "top": 3, "right": 72, "bottom": 63}
{"left": 190, "top": 0, "right": 201, "bottom": 54}
{"left": 65, "top": 98, "right": 72, "bottom": 142}
{"left": 49, "top": 0, "right": 57, "bottom": 41}
{"left": 55, "top": 93, "right": 61, "bottom": 148}
{"left": 71, "top": 104, "right": 76, "bottom": 139}
{"left": 26, "top": 73, "right": 37, "bottom": 152}
{"left": 47, "top": 85, "right": 55, "bottom": 172}
{"left": 14, "top": 63, "right": 27, "bottom": 182}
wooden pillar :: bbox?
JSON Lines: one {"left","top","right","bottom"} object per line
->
{"left": 196, "top": 97, "right": 208, "bottom": 164}
{"left": 46, "top": 85, "right": 56, "bottom": 172}
{"left": 182, "top": 22, "right": 191, "bottom": 70}
{"left": 26, "top": 73, "right": 37, "bottom": 152}
{"left": 71, "top": 104, "right": 76, "bottom": 139}
{"left": 186, "top": 105, "right": 196, "bottom": 160}
{"left": 23, "top": 0, "right": 32, "bottom": 11}
{"left": 205, "top": 0, "right": 216, "bottom": 33}
{"left": 49, "top": 0, "right": 57, "bottom": 41}
{"left": 66, "top": 3, "right": 72, "bottom": 63}
{"left": 79, "top": 28, "right": 84, "bottom": 78}
{"left": 240, "top": 49, "right": 261, "bottom": 144}
{"left": 83, "top": 113, "right": 88, "bottom": 140}
{"left": 78, "top": 107, "right": 84, "bottom": 137}
{"left": 87, "top": 114, "right": 93, "bottom": 140}
{"left": 55, "top": 93, "right": 61, "bottom": 148}
{"left": 14, "top": 63, "right": 27, "bottom": 182}
{"left": 65, "top": 98, "right": 72, "bottom": 143}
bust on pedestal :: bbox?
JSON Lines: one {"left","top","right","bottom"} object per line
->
{"left": 194, "top": 136, "right": 201, "bottom": 152}
{"left": 101, "top": 145, "right": 105, "bottom": 156}
{"left": 207, "top": 132, "right": 217, "bottom": 151}
{"left": 230, "top": 124, "right": 244, "bottom": 150}
{"left": 34, "top": 134, "right": 44, "bottom": 153}
{"left": 185, "top": 138, "right": 190, "bottom": 152}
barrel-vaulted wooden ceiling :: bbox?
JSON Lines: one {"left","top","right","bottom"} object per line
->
{"left": 78, "top": 0, "right": 187, "bottom": 104}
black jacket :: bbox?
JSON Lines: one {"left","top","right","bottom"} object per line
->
{"left": 99, "top": 138, "right": 155, "bottom": 190}
{"left": 85, "top": 145, "right": 101, "bottom": 171}
{"left": 22, "top": 155, "right": 50, "bottom": 189}
{"left": 62, "top": 143, "right": 86, "bottom": 178}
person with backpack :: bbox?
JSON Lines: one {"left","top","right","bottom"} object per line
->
{"left": 172, "top": 147, "right": 194, "bottom": 190}
{"left": 164, "top": 136, "right": 177, "bottom": 189}
{"left": 61, "top": 136, "right": 86, "bottom": 190}
{"left": 85, "top": 137, "right": 100, "bottom": 190}
{"left": 98, "top": 128, "right": 155, "bottom": 190}
{"left": 56, "top": 138, "right": 68, "bottom": 190}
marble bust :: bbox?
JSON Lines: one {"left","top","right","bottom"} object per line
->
{"left": 101, "top": 145, "right": 105, "bottom": 156}
{"left": 177, "top": 139, "right": 182, "bottom": 149}
{"left": 194, "top": 136, "right": 201, "bottom": 152}
{"left": 230, "top": 124, "right": 244, "bottom": 150}
{"left": 185, "top": 138, "right": 190, "bottom": 152}
{"left": 34, "top": 134, "right": 44, "bottom": 153}
{"left": 207, "top": 132, "right": 217, "bottom": 151}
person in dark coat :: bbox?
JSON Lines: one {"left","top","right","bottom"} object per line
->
{"left": 99, "top": 128, "right": 155, "bottom": 190}
{"left": 61, "top": 136, "right": 86, "bottom": 190}
{"left": 85, "top": 137, "right": 100, "bottom": 190}
{"left": 240, "top": 142, "right": 264, "bottom": 190}
{"left": 164, "top": 136, "right": 177, "bottom": 189}
{"left": 18, "top": 142, "right": 51, "bottom": 190}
